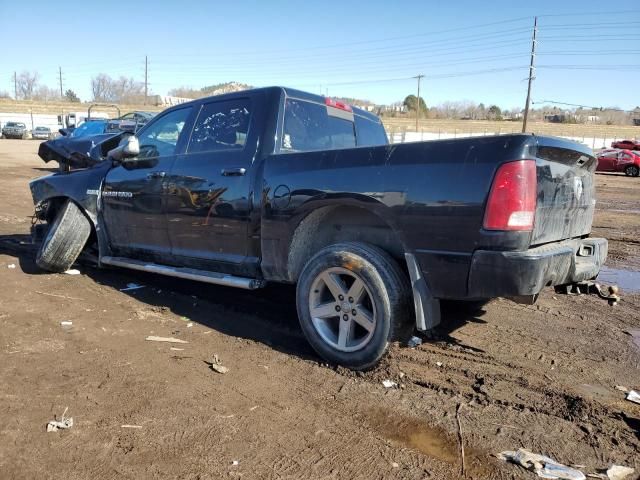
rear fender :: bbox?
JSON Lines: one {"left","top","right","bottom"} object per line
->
{"left": 262, "top": 193, "right": 410, "bottom": 283}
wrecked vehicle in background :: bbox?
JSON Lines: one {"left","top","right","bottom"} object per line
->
{"left": 107, "top": 111, "right": 156, "bottom": 133}
{"left": 39, "top": 114, "right": 156, "bottom": 171}
{"left": 38, "top": 130, "right": 127, "bottom": 171}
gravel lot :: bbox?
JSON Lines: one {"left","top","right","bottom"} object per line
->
{"left": 0, "top": 139, "right": 638, "bottom": 480}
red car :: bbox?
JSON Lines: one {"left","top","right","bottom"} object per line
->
{"left": 596, "top": 149, "right": 640, "bottom": 176}
{"left": 611, "top": 139, "right": 640, "bottom": 150}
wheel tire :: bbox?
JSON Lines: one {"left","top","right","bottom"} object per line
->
{"left": 36, "top": 200, "right": 91, "bottom": 272}
{"left": 624, "top": 165, "right": 639, "bottom": 177}
{"left": 296, "top": 242, "right": 412, "bottom": 370}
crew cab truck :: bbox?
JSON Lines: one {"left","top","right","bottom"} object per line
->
{"left": 30, "top": 87, "right": 607, "bottom": 370}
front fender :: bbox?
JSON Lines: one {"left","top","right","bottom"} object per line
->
{"left": 29, "top": 161, "right": 111, "bottom": 224}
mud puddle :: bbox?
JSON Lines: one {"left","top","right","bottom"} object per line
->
{"left": 598, "top": 266, "right": 640, "bottom": 293}
{"left": 366, "top": 408, "right": 492, "bottom": 476}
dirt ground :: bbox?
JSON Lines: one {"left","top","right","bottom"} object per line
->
{"left": 0, "top": 140, "right": 638, "bottom": 480}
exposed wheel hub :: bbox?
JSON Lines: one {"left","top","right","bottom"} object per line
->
{"left": 308, "top": 267, "right": 377, "bottom": 352}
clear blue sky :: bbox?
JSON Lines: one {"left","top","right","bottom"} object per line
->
{"left": 1, "top": 0, "right": 638, "bottom": 110}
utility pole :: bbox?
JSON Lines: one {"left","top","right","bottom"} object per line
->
{"left": 13, "top": 71, "right": 17, "bottom": 100}
{"left": 522, "top": 16, "right": 537, "bottom": 133}
{"left": 414, "top": 74, "right": 424, "bottom": 132}
{"left": 144, "top": 55, "right": 148, "bottom": 105}
{"left": 58, "top": 66, "right": 63, "bottom": 98}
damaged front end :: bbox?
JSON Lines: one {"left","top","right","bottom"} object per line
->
{"left": 38, "top": 132, "right": 128, "bottom": 171}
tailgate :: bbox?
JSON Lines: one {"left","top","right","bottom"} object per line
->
{"left": 532, "top": 137, "right": 597, "bottom": 245}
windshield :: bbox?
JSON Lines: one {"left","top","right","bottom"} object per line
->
{"left": 6, "top": 122, "right": 24, "bottom": 127}
{"left": 70, "top": 121, "right": 106, "bottom": 138}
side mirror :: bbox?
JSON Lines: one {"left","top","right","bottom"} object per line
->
{"left": 108, "top": 136, "right": 140, "bottom": 162}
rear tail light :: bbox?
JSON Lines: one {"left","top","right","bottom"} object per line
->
{"left": 483, "top": 159, "right": 537, "bottom": 231}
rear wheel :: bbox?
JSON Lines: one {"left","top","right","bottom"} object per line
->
{"left": 36, "top": 200, "right": 91, "bottom": 272}
{"left": 624, "top": 165, "right": 639, "bottom": 177}
{"left": 296, "top": 242, "right": 411, "bottom": 370}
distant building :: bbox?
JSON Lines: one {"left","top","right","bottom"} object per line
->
{"left": 153, "top": 95, "right": 192, "bottom": 107}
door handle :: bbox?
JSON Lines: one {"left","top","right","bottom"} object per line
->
{"left": 221, "top": 167, "right": 246, "bottom": 176}
{"left": 147, "top": 171, "right": 166, "bottom": 179}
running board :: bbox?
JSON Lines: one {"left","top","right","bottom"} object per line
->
{"left": 100, "top": 256, "right": 263, "bottom": 290}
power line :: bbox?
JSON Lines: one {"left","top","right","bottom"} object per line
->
{"left": 536, "top": 9, "right": 639, "bottom": 17}
{"left": 537, "top": 64, "right": 640, "bottom": 70}
{"left": 532, "top": 100, "right": 635, "bottom": 112}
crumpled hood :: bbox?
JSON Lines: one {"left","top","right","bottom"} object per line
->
{"left": 38, "top": 132, "right": 125, "bottom": 169}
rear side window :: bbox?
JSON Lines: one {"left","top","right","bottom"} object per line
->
{"left": 354, "top": 115, "right": 388, "bottom": 146}
{"left": 282, "top": 98, "right": 355, "bottom": 152}
{"left": 188, "top": 99, "right": 251, "bottom": 153}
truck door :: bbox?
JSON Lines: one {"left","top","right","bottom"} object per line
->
{"left": 101, "top": 106, "right": 193, "bottom": 256}
{"left": 166, "top": 97, "right": 258, "bottom": 272}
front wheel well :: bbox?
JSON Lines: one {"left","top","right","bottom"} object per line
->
{"left": 287, "top": 205, "right": 406, "bottom": 282}
{"left": 35, "top": 197, "right": 98, "bottom": 253}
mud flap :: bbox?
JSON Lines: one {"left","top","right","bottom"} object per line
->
{"left": 405, "top": 253, "right": 441, "bottom": 331}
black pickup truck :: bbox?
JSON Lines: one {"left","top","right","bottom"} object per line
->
{"left": 30, "top": 87, "right": 607, "bottom": 369}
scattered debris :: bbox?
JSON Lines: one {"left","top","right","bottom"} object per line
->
{"left": 121, "top": 425, "right": 143, "bottom": 429}
{"left": 614, "top": 385, "right": 629, "bottom": 393}
{"left": 170, "top": 347, "right": 184, "bottom": 351}
{"left": 382, "top": 380, "right": 397, "bottom": 389}
{"left": 46, "top": 407, "right": 73, "bottom": 432}
{"left": 60, "top": 321, "right": 73, "bottom": 326}
{"left": 210, "top": 355, "right": 230, "bottom": 374}
{"left": 391, "top": 462, "right": 399, "bottom": 468}
{"left": 180, "top": 316, "right": 190, "bottom": 322}
{"left": 63, "top": 269, "right": 80, "bottom": 275}
{"left": 249, "top": 406, "right": 258, "bottom": 411}
{"left": 145, "top": 336, "right": 188, "bottom": 344}
{"left": 436, "top": 361, "right": 443, "bottom": 367}
{"left": 625, "top": 390, "right": 640, "bottom": 405}
{"left": 606, "top": 465, "right": 635, "bottom": 480}
{"left": 7, "top": 264, "right": 15, "bottom": 269}
{"left": 407, "top": 336, "right": 422, "bottom": 348}
{"left": 211, "top": 364, "right": 229, "bottom": 374}
{"left": 456, "top": 404, "right": 466, "bottom": 477}
{"left": 556, "top": 281, "right": 620, "bottom": 306}
{"left": 120, "top": 283, "right": 145, "bottom": 292}
{"left": 231, "top": 460, "right": 239, "bottom": 466}
{"left": 36, "top": 291, "right": 82, "bottom": 301}
{"left": 498, "top": 448, "right": 586, "bottom": 480}
{"left": 187, "top": 323, "right": 193, "bottom": 328}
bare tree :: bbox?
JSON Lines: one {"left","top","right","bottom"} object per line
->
{"left": 91, "top": 73, "right": 145, "bottom": 103}
{"left": 168, "top": 86, "right": 201, "bottom": 99}
{"left": 91, "top": 73, "right": 114, "bottom": 102}
{"left": 33, "top": 85, "right": 60, "bottom": 102}
{"left": 113, "top": 76, "right": 144, "bottom": 103}
{"left": 16, "top": 71, "right": 39, "bottom": 100}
